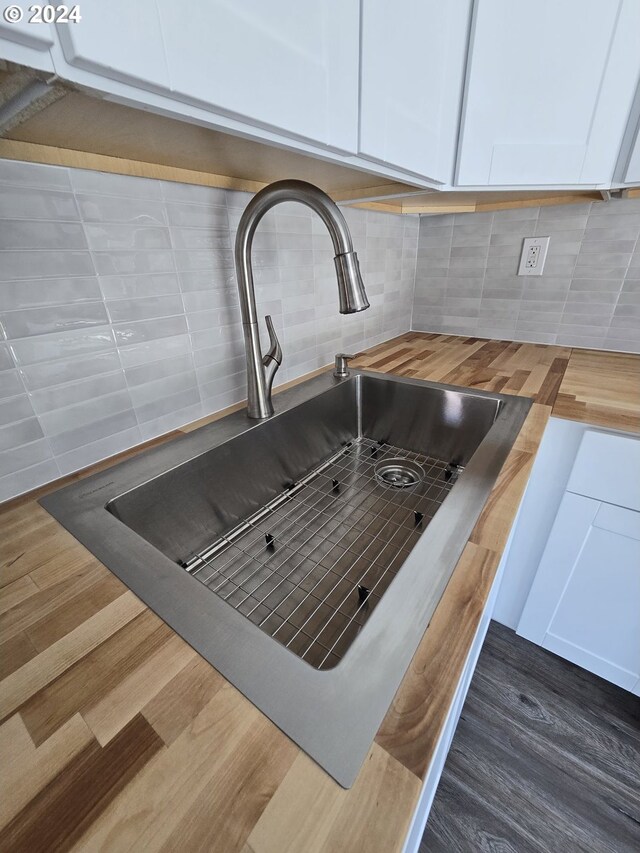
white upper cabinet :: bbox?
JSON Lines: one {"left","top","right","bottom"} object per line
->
{"left": 55, "top": 0, "right": 359, "bottom": 153}
{"left": 456, "top": 0, "right": 640, "bottom": 186}
{"left": 156, "top": 0, "right": 359, "bottom": 152}
{"left": 4, "top": 0, "right": 640, "bottom": 186}
{"left": 359, "top": 0, "right": 471, "bottom": 183}
{"left": 55, "top": 1, "right": 172, "bottom": 91}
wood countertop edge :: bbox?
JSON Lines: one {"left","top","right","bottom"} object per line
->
{"left": 0, "top": 333, "right": 638, "bottom": 853}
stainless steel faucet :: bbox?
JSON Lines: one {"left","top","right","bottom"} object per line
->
{"left": 234, "top": 179, "right": 370, "bottom": 418}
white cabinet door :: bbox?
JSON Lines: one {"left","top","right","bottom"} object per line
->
{"left": 456, "top": 0, "right": 640, "bottom": 186}
{"left": 517, "top": 492, "right": 640, "bottom": 691}
{"left": 359, "top": 0, "right": 471, "bottom": 182}
{"left": 157, "top": 0, "right": 360, "bottom": 151}
{"left": 54, "top": 0, "right": 359, "bottom": 151}
{"left": 55, "top": 0, "right": 171, "bottom": 91}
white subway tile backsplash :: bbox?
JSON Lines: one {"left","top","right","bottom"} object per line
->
{"left": 160, "top": 181, "right": 227, "bottom": 206}
{"left": 0, "top": 417, "right": 43, "bottom": 452}
{"left": 118, "top": 333, "right": 192, "bottom": 369}
{"left": 565, "top": 289, "right": 618, "bottom": 305}
{"left": 138, "top": 403, "right": 204, "bottom": 443}
{"left": 181, "top": 288, "right": 238, "bottom": 313}
{"left": 0, "top": 393, "right": 34, "bottom": 426}
{"left": 569, "top": 278, "right": 622, "bottom": 292}
{"left": 84, "top": 223, "right": 172, "bottom": 251}
{"left": 0, "top": 251, "right": 95, "bottom": 281}
{"left": 172, "top": 248, "right": 234, "bottom": 272}
{"left": 164, "top": 201, "right": 228, "bottom": 229}
{"left": 112, "top": 314, "right": 188, "bottom": 346}
{"left": 0, "top": 343, "right": 14, "bottom": 371}
{"left": 92, "top": 250, "right": 175, "bottom": 276}
{"left": 48, "top": 410, "right": 139, "bottom": 455}
{"left": 583, "top": 226, "right": 640, "bottom": 243}
{"left": 29, "top": 370, "right": 127, "bottom": 414}
{"left": 186, "top": 307, "right": 237, "bottom": 332}
{"left": 414, "top": 197, "right": 640, "bottom": 350}
{"left": 70, "top": 169, "right": 162, "bottom": 199}
{"left": 169, "top": 226, "right": 231, "bottom": 250}
{"left": 0, "top": 370, "right": 23, "bottom": 399}
{"left": 0, "top": 277, "right": 101, "bottom": 310}
{"left": 19, "top": 351, "right": 122, "bottom": 391}
{"left": 1, "top": 302, "right": 109, "bottom": 338}
{"left": 39, "top": 389, "right": 134, "bottom": 437}
{"left": 75, "top": 193, "right": 167, "bottom": 225}
{"left": 579, "top": 240, "right": 636, "bottom": 254}
{"left": 0, "top": 186, "right": 79, "bottom": 220}
{"left": 10, "top": 325, "right": 115, "bottom": 365}
{"left": 106, "top": 294, "right": 184, "bottom": 324}
{"left": 125, "top": 353, "right": 194, "bottom": 387}
{"left": 0, "top": 438, "right": 53, "bottom": 478}
{"left": 98, "top": 273, "right": 180, "bottom": 299}
{"left": 0, "top": 221, "right": 87, "bottom": 250}
{"left": 0, "top": 159, "right": 71, "bottom": 190}
{"left": 535, "top": 215, "right": 587, "bottom": 233}
{"left": 178, "top": 268, "right": 237, "bottom": 292}
{"left": 135, "top": 385, "right": 201, "bottom": 425}
{"left": 0, "top": 158, "right": 414, "bottom": 501}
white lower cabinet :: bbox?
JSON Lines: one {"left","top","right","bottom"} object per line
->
{"left": 517, "top": 430, "right": 640, "bottom": 695}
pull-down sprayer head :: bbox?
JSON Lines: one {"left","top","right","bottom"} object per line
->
{"left": 334, "top": 250, "right": 369, "bottom": 314}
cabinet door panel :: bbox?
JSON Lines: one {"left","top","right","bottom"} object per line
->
{"left": 157, "top": 0, "right": 359, "bottom": 151}
{"left": 55, "top": 1, "right": 171, "bottom": 90}
{"left": 457, "top": 0, "right": 640, "bottom": 186}
{"left": 359, "top": 0, "right": 471, "bottom": 182}
{"left": 518, "top": 492, "right": 640, "bottom": 691}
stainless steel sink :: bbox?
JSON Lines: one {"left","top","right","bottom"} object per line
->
{"left": 41, "top": 369, "right": 531, "bottom": 787}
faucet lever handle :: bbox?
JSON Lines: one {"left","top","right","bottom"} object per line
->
{"left": 334, "top": 352, "right": 362, "bottom": 379}
{"left": 262, "top": 314, "right": 282, "bottom": 366}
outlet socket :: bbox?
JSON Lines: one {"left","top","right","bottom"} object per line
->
{"left": 518, "top": 236, "right": 550, "bottom": 276}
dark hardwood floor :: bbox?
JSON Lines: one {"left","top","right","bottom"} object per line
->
{"left": 420, "top": 622, "right": 640, "bottom": 853}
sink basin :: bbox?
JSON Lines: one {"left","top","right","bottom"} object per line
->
{"left": 42, "top": 369, "right": 531, "bottom": 786}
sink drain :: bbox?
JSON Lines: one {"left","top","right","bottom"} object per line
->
{"left": 374, "top": 458, "right": 425, "bottom": 488}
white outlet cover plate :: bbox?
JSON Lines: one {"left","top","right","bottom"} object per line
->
{"left": 518, "top": 236, "right": 550, "bottom": 276}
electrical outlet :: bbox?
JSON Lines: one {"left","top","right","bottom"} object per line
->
{"left": 518, "top": 236, "right": 550, "bottom": 276}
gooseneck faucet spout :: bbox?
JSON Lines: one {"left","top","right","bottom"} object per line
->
{"left": 234, "top": 179, "right": 369, "bottom": 419}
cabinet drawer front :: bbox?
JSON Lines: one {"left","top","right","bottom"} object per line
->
{"left": 567, "top": 430, "right": 640, "bottom": 511}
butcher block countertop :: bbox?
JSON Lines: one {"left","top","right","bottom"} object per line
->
{"left": 1, "top": 333, "right": 638, "bottom": 852}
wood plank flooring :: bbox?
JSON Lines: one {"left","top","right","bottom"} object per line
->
{"left": 421, "top": 622, "right": 640, "bottom": 853}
